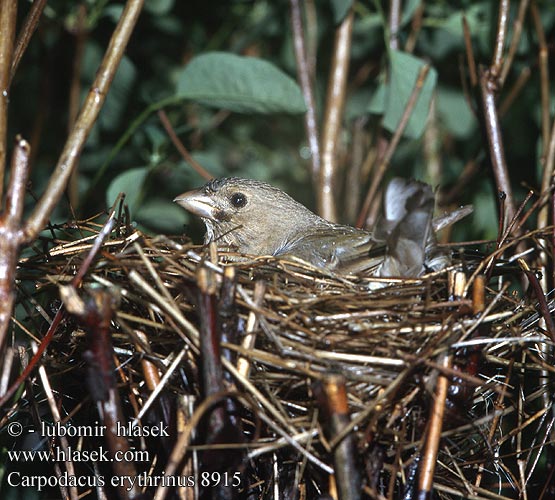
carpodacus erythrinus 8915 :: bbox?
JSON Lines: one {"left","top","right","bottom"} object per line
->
{"left": 174, "top": 177, "right": 450, "bottom": 277}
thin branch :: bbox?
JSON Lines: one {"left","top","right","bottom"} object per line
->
{"left": 68, "top": 5, "right": 89, "bottom": 210}
{"left": 158, "top": 109, "right": 213, "bottom": 180}
{"left": 492, "top": 0, "right": 510, "bottom": 77}
{"left": 22, "top": 0, "right": 145, "bottom": 244}
{"left": 0, "top": 137, "right": 31, "bottom": 353}
{"left": 304, "top": 0, "right": 318, "bottom": 80}
{"left": 318, "top": 9, "right": 354, "bottom": 222}
{"left": 418, "top": 354, "right": 451, "bottom": 496}
{"left": 500, "top": 0, "right": 530, "bottom": 86}
{"left": 479, "top": 67, "right": 516, "bottom": 228}
{"left": 314, "top": 375, "right": 361, "bottom": 500}
{"left": 405, "top": 2, "right": 424, "bottom": 53}
{"left": 519, "top": 259, "right": 555, "bottom": 343}
{"left": 0, "top": 0, "right": 18, "bottom": 200}
{"left": 290, "top": 0, "right": 321, "bottom": 184}
{"left": 357, "top": 65, "right": 431, "bottom": 228}
{"left": 499, "top": 66, "right": 531, "bottom": 117}
{"left": 462, "top": 16, "right": 478, "bottom": 88}
{"left": 388, "top": 0, "right": 401, "bottom": 51}
{"left": 531, "top": 1, "right": 551, "bottom": 164}
{"left": 10, "top": 0, "right": 47, "bottom": 84}
{"left": 6, "top": 138, "right": 30, "bottom": 223}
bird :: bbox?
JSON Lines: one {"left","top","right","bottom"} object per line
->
{"left": 174, "top": 177, "right": 454, "bottom": 277}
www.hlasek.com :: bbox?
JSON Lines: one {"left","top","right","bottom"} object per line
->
{"left": 8, "top": 446, "right": 149, "bottom": 463}
{"left": 7, "top": 471, "right": 242, "bottom": 492}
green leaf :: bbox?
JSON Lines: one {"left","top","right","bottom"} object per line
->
{"left": 367, "top": 81, "right": 387, "bottom": 115}
{"left": 136, "top": 200, "right": 189, "bottom": 233}
{"left": 330, "top": 0, "right": 353, "bottom": 24}
{"left": 100, "top": 54, "right": 137, "bottom": 132}
{"left": 436, "top": 87, "right": 476, "bottom": 138}
{"left": 382, "top": 49, "right": 437, "bottom": 139}
{"left": 106, "top": 167, "right": 149, "bottom": 214}
{"left": 176, "top": 52, "right": 306, "bottom": 114}
{"left": 144, "top": 0, "right": 174, "bottom": 16}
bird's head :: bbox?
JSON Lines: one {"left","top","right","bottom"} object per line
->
{"left": 174, "top": 177, "right": 324, "bottom": 255}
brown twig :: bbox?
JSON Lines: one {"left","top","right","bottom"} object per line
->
{"left": 0, "top": 0, "right": 18, "bottom": 200}
{"left": 236, "top": 281, "right": 266, "bottom": 378}
{"left": 68, "top": 5, "right": 89, "bottom": 210}
{"left": 0, "top": 138, "right": 30, "bottom": 354}
{"left": 197, "top": 267, "right": 224, "bottom": 396}
{"left": 21, "top": 0, "right": 145, "bottom": 244}
{"left": 404, "top": 2, "right": 423, "bottom": 53}
{"left": 462, "top": 16, "right": 478, "bottom": 88}
{"left": 500, "top": 0, "right": 530, "bottom": 86}
{"left": 424, "top": 95, "right": 441, "bottom": 187}
{"left": 519, "top": 259, "right": 555, "bottom": 343}
{"left": 439, "top": 157, "right": 481, "bottom": 205}
{"left": 158, "top": 109, "right": 213, "bottom": 180}
{"left": 492, "top": 0, "right": 510, "bottom": 77}
{"left": 319, "top": 8, "right": 354, "bottom": 221}
{"left": 418, "top": 353, "right": 451, "bottom": 497}
{"left": 345, "top": 116, "right": 368, "bottom": 222}
{"left": 499, "top": 66, "right": 531, "bottom": 117}
{"left": 479, "top": 66, "right": 516, "bottom": 228}
{"left": 531, "top": 1, "right": 550, "bottom": 156}
{"left": 357, "top": 65, "right": 431, "bottom": 228}
{"left": 290, "top": 0, "right": 321, "bottom": 184}
{"left": 10, "top": 0, "right": 47, "bottom": 84}
{"left": 314, "top": 375, "right": 361, "bottom": 500}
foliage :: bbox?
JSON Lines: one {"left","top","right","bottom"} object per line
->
{"left": 10, "top": 0, "right": 555, "bottom": 241}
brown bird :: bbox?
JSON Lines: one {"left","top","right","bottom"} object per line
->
{"left": 174, "top": 177, "right": 453, "bottom": 277}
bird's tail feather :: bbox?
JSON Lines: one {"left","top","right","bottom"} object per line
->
{"left": 374, "top": 179, "right": 447, "bottom": 277}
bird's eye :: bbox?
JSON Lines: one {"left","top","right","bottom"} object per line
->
{"left": 230, "top": 192, "right": 247, "bottom": 208}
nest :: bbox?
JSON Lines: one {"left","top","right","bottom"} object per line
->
{"left": 5, "top": 211, "right": 555, "bottom": 499}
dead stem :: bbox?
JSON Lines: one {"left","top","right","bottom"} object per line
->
{"left": 22, "top": 0, "right": 145, "bottom": 243}
{"left": 290, "top": 0, "right": 321, "bottom": 184}
{"left": 319, "top": 9, "right": 353, "bottom": 221}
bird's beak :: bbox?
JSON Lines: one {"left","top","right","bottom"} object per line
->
{"left": 174, "top": 189, "right": 217, "bottom": 220}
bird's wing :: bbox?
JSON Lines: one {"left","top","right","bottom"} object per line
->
{"left": 275, "top": 228, "right": 385, "bottom": 275}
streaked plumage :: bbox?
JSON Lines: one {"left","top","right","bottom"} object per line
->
{"left": 174, "top": 177, "right": 451, "bottom": 277}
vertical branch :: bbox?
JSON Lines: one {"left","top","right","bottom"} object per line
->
{"left": 531, "top": 2, "right": 551, "bottom": 171}
{"left": 67, "top": 5, "right": 88, "bottom": 210}
{"left": 304, "top": 0, "right": 318, "bottom": 79}
{"left": 478, "top": 1, "right": 516, "bottom": 229}
{"left": 0, "top": 138, "right": 31, "bottom": 353}
{"left": 290, "top": 0, "right": 321, "bottom": 185}
{"left": 492, "top": 0, "right": 510, "bottom": 76}
{"left": 318, "top": 9, "right": 354, "bottom": 222}
{"left": 314, "top": 375, "right": 361, "bottom": 500}
{"left": 418, "top": 353, "right": 451, "bottom": 497}
{"left": 0, "top": 0, "right": 18, "bottom": 199}
{"left": 462, "top": 16, "right": 478, "bottom": 88}
{"left": 500, "top": 0, "right": 530, "bottom": 86}
{"left": 10, "top": 0, "right": 47, "bottom": 83}
{"left": 423, "top": 95, "right": 441, "bottom": 188}
{"left": 479, "top": 66, "right": 516, "bottom": 228}
{"left": 22, "top": 0, "right": 145, "bottom": 243}
{"left": 388, "top": 0, "right": 401, "bottom": 51}
{"left": 405, "top": 2, "right": 424, "bottom": 53}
